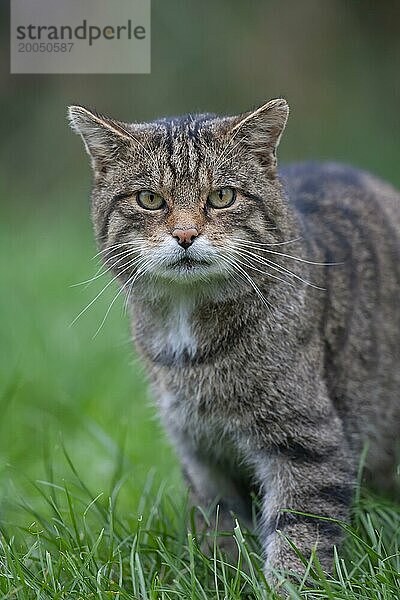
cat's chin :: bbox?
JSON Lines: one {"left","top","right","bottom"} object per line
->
{"left": 133, "top": 267, "right": 242, "bottom": 304}
{"left": 156, "top": 261, "right": 226, "bottom": 283}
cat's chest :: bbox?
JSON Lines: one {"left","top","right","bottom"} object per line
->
{"left": 159, "top": 386, "right": 249, "bottom": 462}
{"left": 148, "top": 297, "right": 198, "bottom": 361}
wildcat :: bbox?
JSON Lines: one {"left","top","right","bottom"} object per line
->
{"left": 69, "top": 98, "right": 400, "bottom": 584}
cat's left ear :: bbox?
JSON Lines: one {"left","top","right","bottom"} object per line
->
{"left": 230, "top": 98, "right": 289, "bottom": 173}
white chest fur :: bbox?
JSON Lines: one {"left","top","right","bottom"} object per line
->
{"left": 153, "top": 297, "right": 197, "bottom": 359}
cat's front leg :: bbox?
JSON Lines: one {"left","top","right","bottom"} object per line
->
{"left": 255, "top": 423, "right": 355, "bottom": 584}
{"left": 182, "top": 450, "right": 251, "bottom": 529}
{"left": 171, "top": 434, "right": 251, "bottom": 558}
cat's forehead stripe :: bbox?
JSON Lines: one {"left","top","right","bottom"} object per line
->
{"left": 162, "top": 119, "right": 202, "bottom": 183}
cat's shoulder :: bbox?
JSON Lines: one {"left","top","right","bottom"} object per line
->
{"left": 280, "top": 161, "right": 372, "bottom": 197}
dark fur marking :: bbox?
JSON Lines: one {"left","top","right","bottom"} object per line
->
{"left": 265, "top": 511, "right": 343, "bottom": 539}
{"left": 100, "top": 201, "right": 120, "bottom": 243}
{"left": 114, "top": 222, "right": 135, "bottom": 239}
{"left": 241, "top": 190, "right": 279, "bottom": 231}
{"left": 318, "top": 227, "right": 356, "bottom": 357}
{"left": 295, "top": 193, "right": 381, "bottom": 373}
{"left": 244, "top": 191, "right": 265, "bottom": 204}
{"left": 317, "top": 483, "right": 354, "bottom": 507}
{"left": 241, "top": 223, "right": 267, "bottom": 242}
{"left": 272, "top": 441, "right": 337, "bottom": 464}
{"left": 163, "top": 123, "right": 177, "bottom": 182}
{"left": 324, "top": 206, "right": 380, "bottom": 367}
{"left": 277, "top": 406, "right": 336, "bottom": 431}
{"left": 151, "top": 325, "right": 250, "bottom": 368}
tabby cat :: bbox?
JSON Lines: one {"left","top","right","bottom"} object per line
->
{"left": 69, "top": 98, "right": 400, "bottom": 584}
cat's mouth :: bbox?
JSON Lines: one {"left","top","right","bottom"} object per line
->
{"left": 169, "top": 255, "right": 212, "bottom": 270}
{"left": 155, "top": 254, "right": 220, "bottom": 281}
{"left": 146, "top": 240, "right": 225, "bottom": 282}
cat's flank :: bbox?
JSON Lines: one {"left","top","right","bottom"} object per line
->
{"left": 69, "top": 99, "right": 400, "bottom": 584}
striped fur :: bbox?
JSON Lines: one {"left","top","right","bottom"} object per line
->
{"left": 69, "top": 100, "right": 400, "bottom": 584}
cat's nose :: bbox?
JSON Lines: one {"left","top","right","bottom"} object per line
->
{"left": 171, "top": 227, "right": 199, "bottom": 250}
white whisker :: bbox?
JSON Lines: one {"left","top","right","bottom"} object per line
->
{"left": 222, "top": 254, "right": 275, "bottom": 317}
{"left": 233, "top": 235, "right": 303, "bottom": 247}
{"left": 72, "top": 249, "right": 140, "bottom": 287}
{"left": 92, "top": 239, "right": 145, "bottom": 260}
{"left": 92, "top": 242, "right": 135, "bottom": 260}
{"left": 70, "top": 256, "right": 141, "bottom": 327}
{"left": 232, "top": 245, "right": 325, "bottom": 290}
{"left": 92, "top": 257, "right": 149, "bottom": 338}
{"left": 229, "top": 249, "right": 296, "bottom": 289}
{"left": 233, "top": 239, "right": 339, "bottom": 266}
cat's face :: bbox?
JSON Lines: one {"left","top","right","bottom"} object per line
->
{"left": 69, "top": 99, "right": 289, "bottom": 295}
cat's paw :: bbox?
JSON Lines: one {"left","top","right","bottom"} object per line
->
{"left": 263, "top": 542, "right": 333, "bottom": 592}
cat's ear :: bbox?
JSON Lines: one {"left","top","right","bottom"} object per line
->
{"left": 68, "top": 105, "right": 132, "bottom": 174}
{"left": 230, "top": 98, "right": 289, "bottom": 173}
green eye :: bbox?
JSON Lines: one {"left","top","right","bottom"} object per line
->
{"left": 207, "top": 187, "right": 236, "bottom": 209}
{"left": 137, "top": 190, "right": 165, "bottom": 210}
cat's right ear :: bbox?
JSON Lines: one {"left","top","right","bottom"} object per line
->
{"left": 68, "top": 105, "right": 132, "bottom": 174}
{"left": 224, "top": 98, "right": 289, "bottom": 175}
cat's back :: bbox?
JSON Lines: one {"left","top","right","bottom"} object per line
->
{"left": 281, "top": 161, "right": 400, "bottom": 313}
{"left": 280, "top": 161, "right": 400, "bottom": 286}
{"left": 281, "top": 161, "right": 400, "bottom": 237}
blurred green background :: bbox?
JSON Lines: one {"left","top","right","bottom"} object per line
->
{"left": 0, "top": 0, "right": 399, "bottom": 511}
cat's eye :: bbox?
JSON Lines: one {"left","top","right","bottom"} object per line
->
{"left": 137, "top": 190, "right": 166, "bottom": 211}
{"left": 207, "top": 187, "right": 236, "bottom": 209}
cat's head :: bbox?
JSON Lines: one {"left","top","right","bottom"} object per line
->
{"left": 68, "top": 99, "right": 290, "bottom": 296}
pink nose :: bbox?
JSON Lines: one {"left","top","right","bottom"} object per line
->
{"left": 172, "top": 227, "right": 199, "bottom": 249}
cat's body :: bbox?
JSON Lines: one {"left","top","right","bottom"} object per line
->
{"left": 282, "top": 163, "right": 400, "bottom": 481}
{"left": 69, "top": 100, "right": 400, "bottom": 583}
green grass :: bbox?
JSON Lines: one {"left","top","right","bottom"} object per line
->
{"left": 1, "top": 200, "right": 400, "bottom": 598}
{"left": 0, "top": 199, "right": 180, "bottom": 502}
{"left": 2, "top": 458, "right": 400, "bottom": 599}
